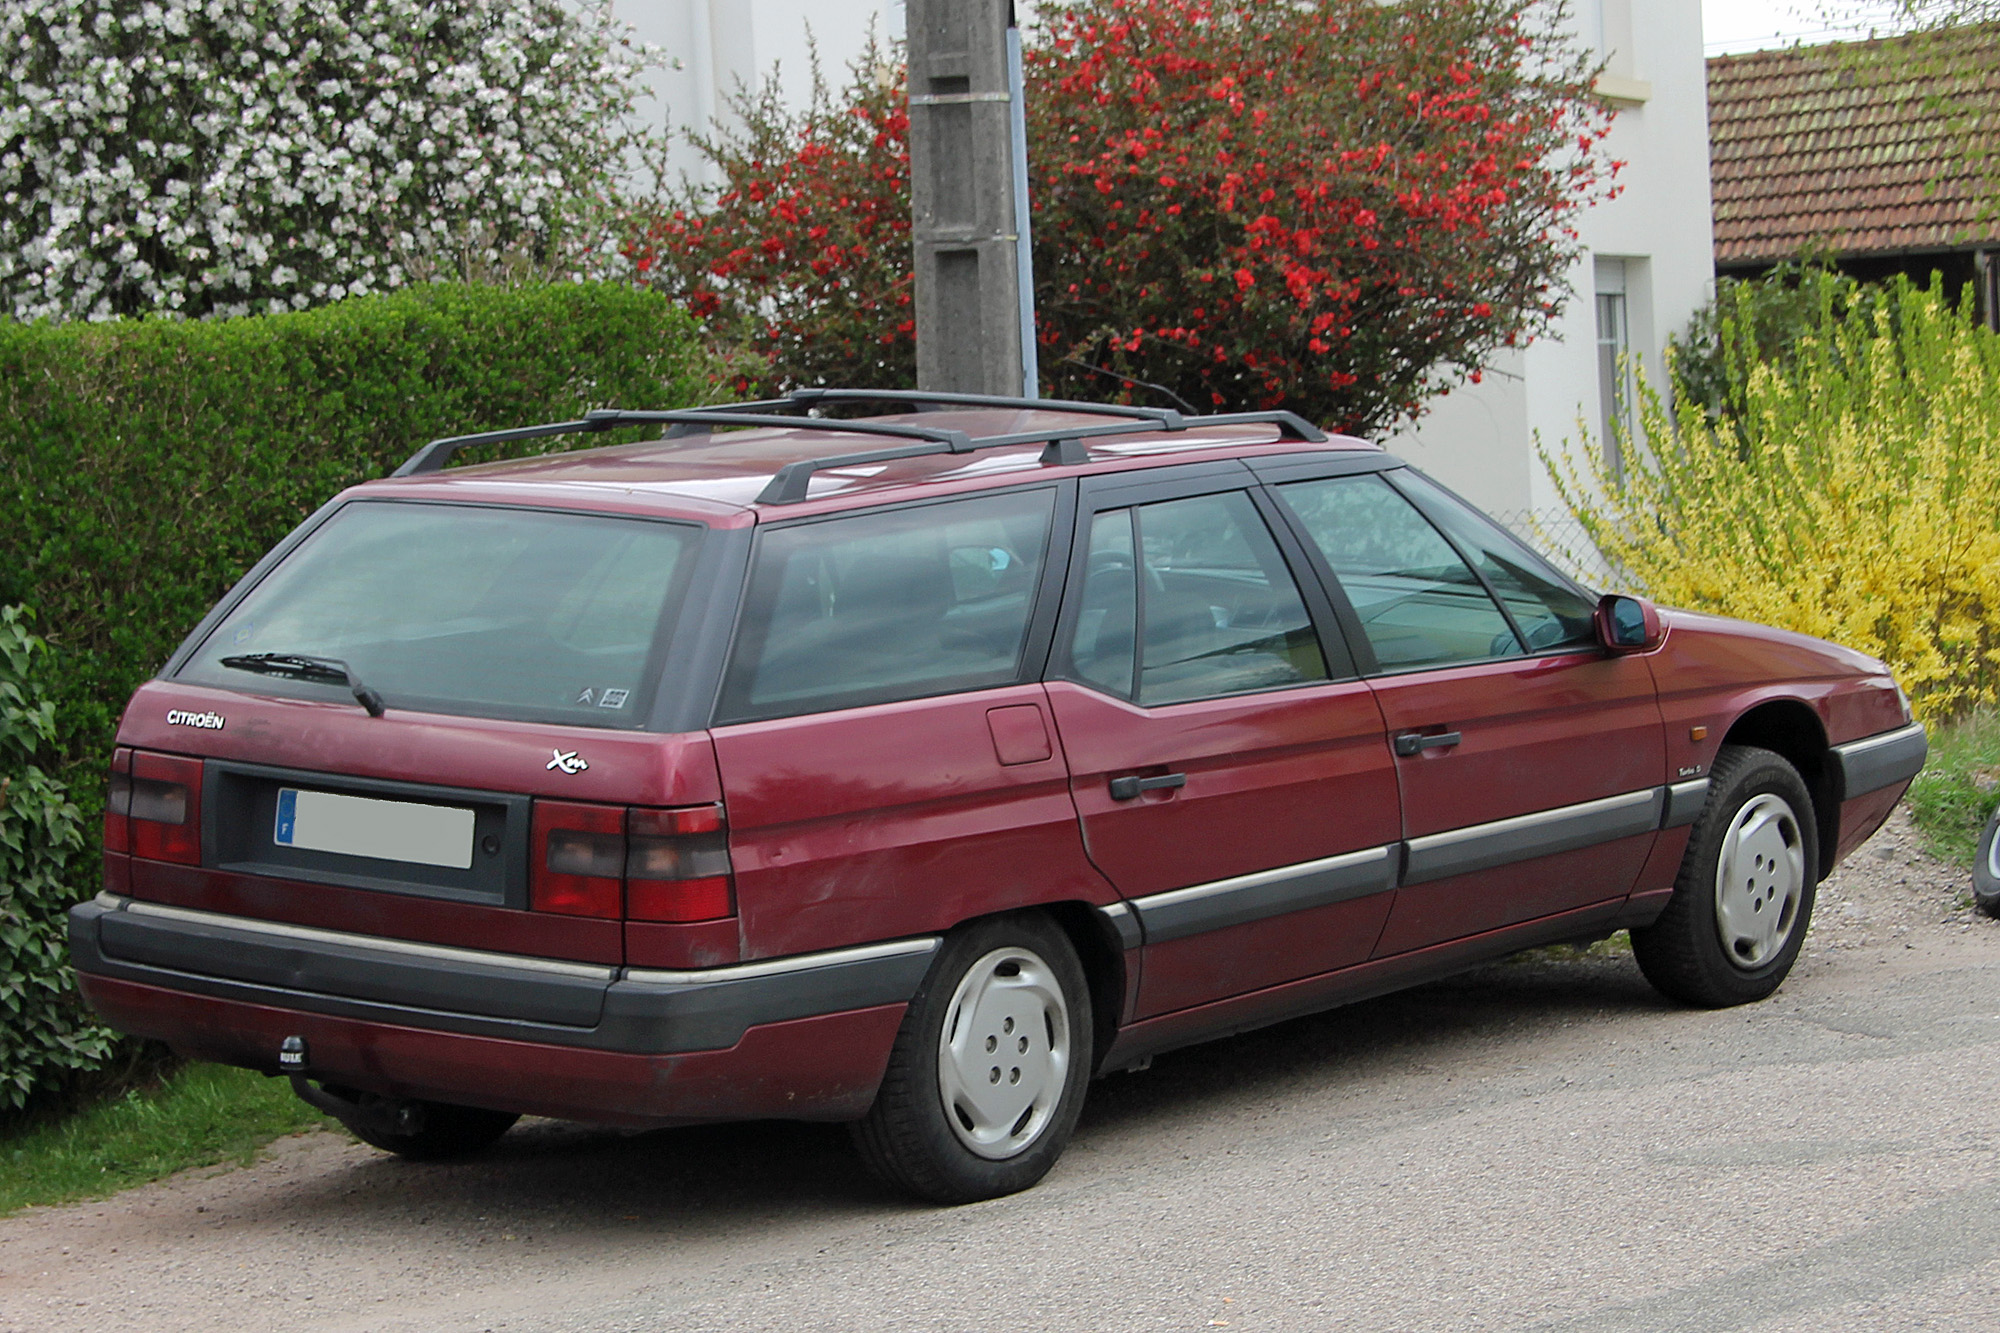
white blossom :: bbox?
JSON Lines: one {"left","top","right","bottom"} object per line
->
{"left": 0, "top": 0, "right": 661, "bottom": 322}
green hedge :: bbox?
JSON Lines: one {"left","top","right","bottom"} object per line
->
{"left": 0, "top": 606, "right": 106, "bottom": 1111}
{"left": 0, "top": 283, "right": 712, "bottom": 1109}
{"left": 0, "top": 282, "right": 713, "bottom": 776}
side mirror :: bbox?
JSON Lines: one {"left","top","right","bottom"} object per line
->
{"left": 1595, "top": 593, "right": 1663, "bottom": 652}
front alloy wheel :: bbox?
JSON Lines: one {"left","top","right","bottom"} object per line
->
{"left": 1633, "top": 744, "right": 1819, "bottom": 1007}
{"left": 1712, "top": 792, "right": 1806, "bottom": 968}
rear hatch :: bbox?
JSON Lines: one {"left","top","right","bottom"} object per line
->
{"left": 104, "top": 497, "right": 735, "bottom": 970}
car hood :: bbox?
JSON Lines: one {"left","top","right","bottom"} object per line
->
{"left": 1657, "top": 606, "right": 1889, "bottom": 679}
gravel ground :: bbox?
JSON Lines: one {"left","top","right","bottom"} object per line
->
{"left": 2, "top": 806, "right": 1995, "bottom": 1333}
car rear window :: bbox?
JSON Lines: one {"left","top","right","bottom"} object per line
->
{"left": 178, "top": 501, "right": 701, "bottom": 728}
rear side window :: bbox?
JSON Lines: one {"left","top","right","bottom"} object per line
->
{"left": 1067, "top": 490, "right": 1328, "bottom": 705}
{"left": 178, "top": 501, "right": 700, "bottom": 727}
{"left": 717, "top": 489, "right": 1055, "bottom": 722}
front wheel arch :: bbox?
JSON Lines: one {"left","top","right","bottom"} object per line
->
{"left": 1720, "top": 699, "right": 1839, "bottom": 881}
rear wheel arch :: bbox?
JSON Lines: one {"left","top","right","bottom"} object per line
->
{"left": 1038, "top": 899, "right": 1129, "bottom": 1074}
{"left": 923, "top": 901, "right": 1126, "bottom": 1076}
{"left": 1719, "top": 700, "right": 1838, "bottom": 880}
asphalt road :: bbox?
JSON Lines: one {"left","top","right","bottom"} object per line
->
{"left": 5, "top": 811, "right": 1997, "bottom": 1333}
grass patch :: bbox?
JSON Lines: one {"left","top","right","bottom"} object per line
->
{"left": 0, "top": 1062, "right": 332, "bottom": 1216}
{"left": 1904, "top": 707, "right": 2000, "bottom": 867}
{"left": 1510, "top": 930, "right": 1634, "bottom": 965}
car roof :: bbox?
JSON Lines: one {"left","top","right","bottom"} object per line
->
{"left": 357, "top": 405, "right": 1383, "bottom": 519}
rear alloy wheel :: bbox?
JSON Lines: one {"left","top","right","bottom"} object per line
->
{"left": 851, "top": 915, "right": 1092, "bottom": 1204}
{"left": 1974, "top": 806, "right": 2000, "bottom": 918}
{"left": 1633, "top": 744, "right": 1818, "bottom": 1007}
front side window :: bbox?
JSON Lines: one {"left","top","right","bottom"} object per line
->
{"left": 1067, "top": 490, "right": 1328, "bottom": 705}
{"left": 179, "top": 501, "right": 701, "bottom": 727}
{"left": 1392, "top": 471, "right": 1598, "bottom": 654}
{"left": 718, "top": 489, "right": 1055, "bottom": 721}
{"left": 1279, "top": 474, "right": 1522, "bottom": 671}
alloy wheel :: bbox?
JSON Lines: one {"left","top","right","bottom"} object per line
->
{"left": 935, "top": 946, "right": 1072, "bottom": 1160}
{"left": 1713, "top": 792, "right": 1806, "bottom": 969}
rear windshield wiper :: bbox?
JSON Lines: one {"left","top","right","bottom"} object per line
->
{"left": 218, "top": 652, "right": 386, "bottom": 718}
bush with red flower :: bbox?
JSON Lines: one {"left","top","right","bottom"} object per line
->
{"left": 631, "top": 0, "right": 1617, "bottom": 434}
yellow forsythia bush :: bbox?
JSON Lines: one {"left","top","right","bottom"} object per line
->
{"left": 1550, "top": 278, "right": 2000, "bottom": 723}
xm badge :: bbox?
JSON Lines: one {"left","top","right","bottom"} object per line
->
{"left": 547, "top": 749, "right": 589, "bottom": 775}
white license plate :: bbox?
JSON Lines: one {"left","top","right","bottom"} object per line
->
{"left": 273, "top": 788, "right": 476, "bottom": 870}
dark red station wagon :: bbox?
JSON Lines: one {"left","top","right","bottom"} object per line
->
{"left": 72, "top": 390, "right": 1928, "bottom": 1202}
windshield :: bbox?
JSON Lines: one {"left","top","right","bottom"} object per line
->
{"left": 179, "top": 501, "right": 702, "bottom": 728}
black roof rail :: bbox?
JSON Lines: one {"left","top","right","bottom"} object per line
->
{"left": 750, "top": 407, "right": 1327, "bottom": 504}
{"left": 391, "top": 417, "right": 616, "bottom": 477}
{"left": 652, "top": 388, "right": 1183, "bottom": 439}
{"left": 1187, "top": 411, "right": 1327, "bottom": 443}
{"left": 784, "top": 387, "right": 1185, "bottom": 427}
{"left": 389, "top": 394, "right": 1329, "bottom": 498}
{"left": 753, "top": 414, "right": 1215, "bottom": 504}
{"left": 587, "top": 409, "right": 976, "bottom": 454}
{"left": 392, "top": 407, "right": 974, "bottom": 477}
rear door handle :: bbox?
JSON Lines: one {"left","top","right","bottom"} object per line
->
{"left": 1109, "top": 772, "right": 1187, "bottom": 800}
{"left": 1393, "top": 730, "right": 1462, "bottom": 757}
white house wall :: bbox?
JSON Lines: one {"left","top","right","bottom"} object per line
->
{"left": 616, "top": 0, "right": 903, "bottom": 186}
{"left": 1391, "top": 0, "right": 1715, "bottom": 550}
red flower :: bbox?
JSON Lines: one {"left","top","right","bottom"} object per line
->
{"left": 635, "top": 0, "right": 1616, "bottom": 433}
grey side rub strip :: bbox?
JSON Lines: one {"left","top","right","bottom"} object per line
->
{"left": 1403, "top": 787, "right": 1665, "bottom": 886}
{"left": 1097, "top": 901, "right": 1143, "bottom": 951}
{"left": 1833, "top": 721, "right": 1928, "bottom": 800}
{"left": 1132, "top": 845, "right": 1397, "bottom": 945}
{"left": 1662, "top": 778, "right": 1710, "bottom": 829}
{"left": 623, "top": 937, "right": 938, "bottom": 986}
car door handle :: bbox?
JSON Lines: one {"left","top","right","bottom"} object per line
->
{"left": 1108, "top": 772, "right": 1187, "bottom": 800}
{"left": 1393, "top": 730, "right": 1462, "bottom": 757}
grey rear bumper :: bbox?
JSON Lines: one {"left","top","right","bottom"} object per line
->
{"left": 70, "top": 896, "right": 937, "bottom": 1054}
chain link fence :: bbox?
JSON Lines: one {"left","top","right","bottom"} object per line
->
{"left": 1486, "top": 507, "right": 1622, "bottom": 589}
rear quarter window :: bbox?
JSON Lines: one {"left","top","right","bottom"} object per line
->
{"left": 717, "top": 489, "right": 1056, "bottom": 722}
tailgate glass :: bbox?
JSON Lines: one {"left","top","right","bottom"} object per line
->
{"left": 178, "top": 501, "right": 701, "bottom": 727}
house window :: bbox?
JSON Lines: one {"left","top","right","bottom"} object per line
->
{"left": 1595, "top": 257, "right": 1633, "bottom": 474}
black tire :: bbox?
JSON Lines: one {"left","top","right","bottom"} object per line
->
{"left": 1632, "top": 744, "right": 1819, "bottom": 1007}
{"left": 850, "top": 914, "right": 1093, "bottom": 1204}
{"left": 1974, "top": 806, "right": 2000, "bottom": 918}
{"left": 339, "top": 1098, "right": 520, "bottom": 1161}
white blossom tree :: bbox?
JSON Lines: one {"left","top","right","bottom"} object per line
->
{"left": 0, "top": 0, "right": 661, "bottom": 322}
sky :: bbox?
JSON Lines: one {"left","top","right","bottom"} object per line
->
{"left": 1701, "top": 0, "right": 1917, "bottom": 54}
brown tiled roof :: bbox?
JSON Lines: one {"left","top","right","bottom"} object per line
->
{"left": 1708, "top": 25, "right": 2000, "bottom": 266}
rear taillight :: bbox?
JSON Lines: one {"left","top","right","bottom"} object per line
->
{"left": 628, "top": 805, "right": 733, "bottom": 922}
{"left": 103, "top": 747, "right": 133, "bottom": 854}
{"left": 531, "top": 801, "right": 625, "bottom": 918}
{"left": 530, "top": 801, "right": 733, "bottom": 922}
{"left": 110, "top": 750, "right": 203, "bottom": 865}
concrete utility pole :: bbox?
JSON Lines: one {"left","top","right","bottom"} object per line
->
{"left": 906, "top": 0, "right": 1038, "bottom": 398}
